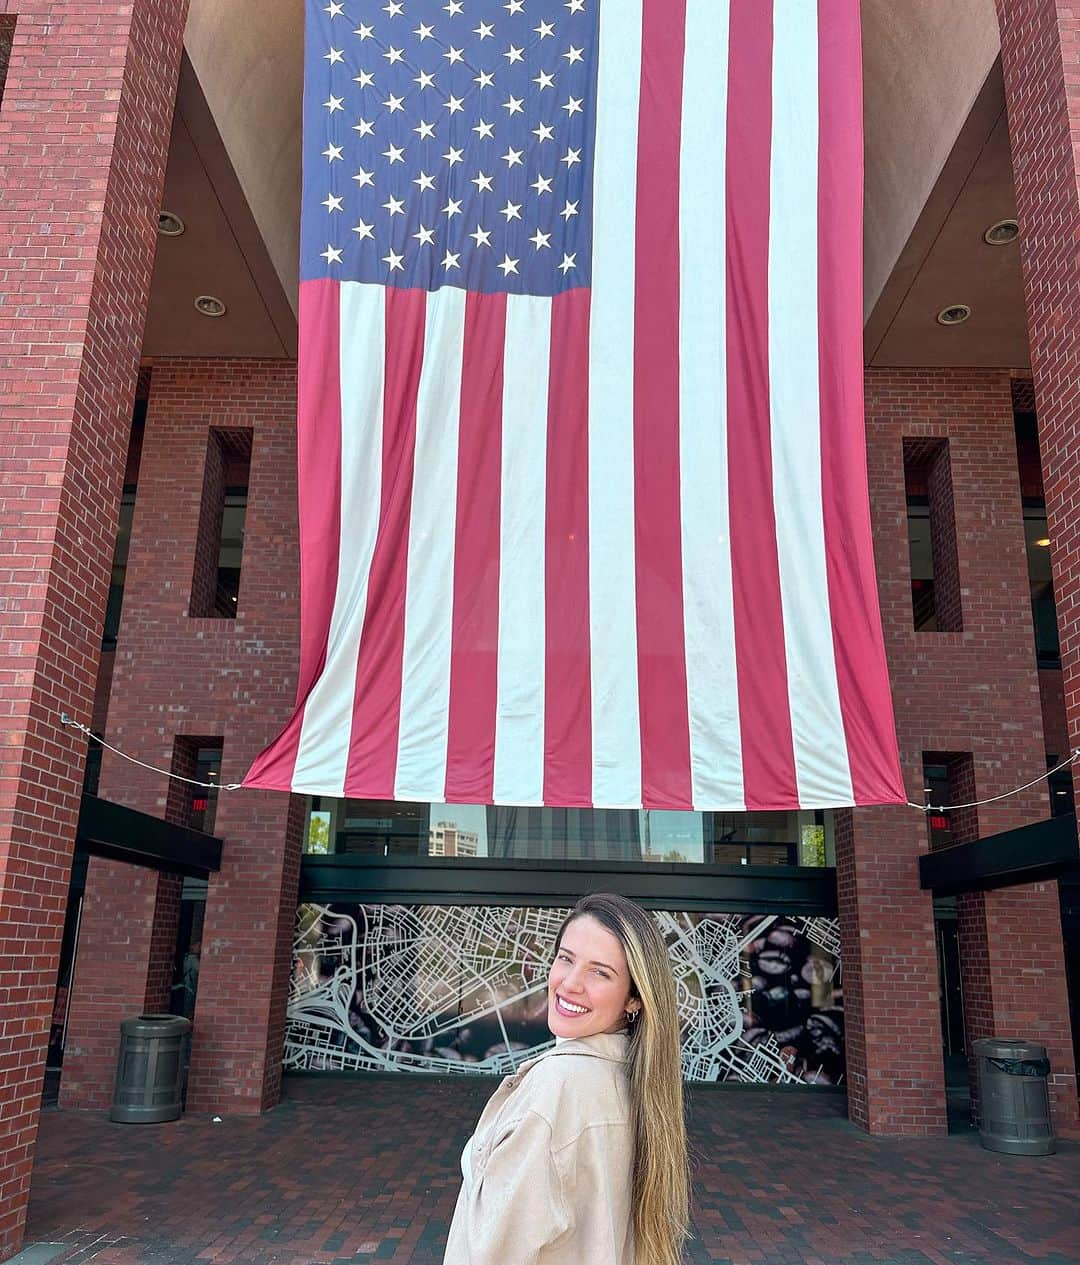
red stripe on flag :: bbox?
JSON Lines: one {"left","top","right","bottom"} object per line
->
{"left": 342, "top": 286, "right": 427, "bottom": 799}
{"left": 725, "top": 1, "right": 799, "bottom": 810}
{"left": 243, "top": 278, "right": 340, "bottom": 790}
{"left": 444, "top": 292, "right": 507, "bottom": 802}
{"left": 634, "top": 0, "right": 692, "bottom": 810}
{"left": 818, "top": 0, "right": 903, "bottom": 805}
{"left": 544, "top": 288, "right": 592, "bottom": 808}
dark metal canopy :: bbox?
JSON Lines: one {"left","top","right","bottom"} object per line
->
{"left": 300, "top": 854, "right": 837, "bottom": 915}
{"left": 919, "top": 814, "right": 1079, "bottom": 896}
{"left": 77, "top": 793, "right": 223, "bottom": 878}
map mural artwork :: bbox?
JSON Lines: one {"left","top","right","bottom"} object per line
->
{"left": 287, "top": 904, "right": 844, "bottom": 1085}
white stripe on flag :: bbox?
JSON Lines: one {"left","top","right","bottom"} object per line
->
{"left": 292, "top": 282, "right": 385, "bottom": 795}
{"left": 493, "top": 295, "right": 551, "bottom": 805}
{"left": 679, "top": 0, "right": 743, "bottom": 811}
{"left": 394, "top": 286, "right": 466, "bottom": 800}
{"left": 588, "top": 0, "right": 643, "bottom": 809}
{"left": 769, "top": 4, "right": 854, "bottom": 806}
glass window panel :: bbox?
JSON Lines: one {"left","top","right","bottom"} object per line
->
{"left": 1024, "top": 509, "right": 1060, "bottom": 665}
{"left": 907, "top": 498, "right": 936, "bottom": 631}
{"left": 319, "top": 800, "right": 828, "bottom": 866}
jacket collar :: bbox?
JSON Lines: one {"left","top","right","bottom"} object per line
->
{"left": 538, "top": 1031, "right": 630, "bottom": 1067}
{"left": 549, "top": 1031, "right": 629, "bottom": 1062}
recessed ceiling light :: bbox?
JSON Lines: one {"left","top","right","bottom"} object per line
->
{"left": 158, "top": 211, "right": 185, "bottom": 237}
{"left": 936, "top": 304, "right": 971, "bottom": 326}
{"left": 984, "top": 218, "right": 1019, "bottom": 246}
{"left": 194, "top": 294, "right": 227, "bottom": 318}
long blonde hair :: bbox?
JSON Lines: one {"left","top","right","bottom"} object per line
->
{"left": 555, "top": 893, "right": 689, "bottom": 1265}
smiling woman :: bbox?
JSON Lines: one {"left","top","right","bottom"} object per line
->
{"left": 443, "top": 893, "right": 689, "bottom": 1265}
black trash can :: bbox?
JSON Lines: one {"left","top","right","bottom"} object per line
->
{"left": 972, "top": 1037, "right": 1055, "bottom": 1155}
{"left": 109, "top": 1013, "right": 191, "bottom": 1123}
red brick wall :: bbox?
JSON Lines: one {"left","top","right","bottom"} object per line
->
{"left": 840, "top": 368, "right": 1066, "bottom": 1134}
{"left": 998, "top": 1, "right": 1080, "bottom": 809}
{"left": 95, "top": 359, "right": 304, "bottom": 1115}
{"left": 0, "top": 2, "right": 187, "bottom": 1256}
{"left": 997, "top": 0, "right": 1080, "bottom": 1131}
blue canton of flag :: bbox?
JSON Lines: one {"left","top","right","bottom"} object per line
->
{"left": 302, "top": 0, "right": 599, "bottom": 295}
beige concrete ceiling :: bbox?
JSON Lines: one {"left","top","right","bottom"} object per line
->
{"left": 142, "top": 57, "right": 297, "bottom": 359}
{"left": 866, "top": 61, "right": 1030, "bottom": 369}
{"left": 144, "top": 0, "right": 1028, "bottom": 369}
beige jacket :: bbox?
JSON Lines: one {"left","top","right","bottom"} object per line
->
{"left": 443, "top": 1032, "right": 635, "bottom": 1265}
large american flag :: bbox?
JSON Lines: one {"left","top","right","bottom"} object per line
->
{"left": 245, "top": 0, "right": 905, "bottom": 811}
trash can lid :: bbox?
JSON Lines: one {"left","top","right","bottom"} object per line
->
{"left": 120, "top": 1013, "right": 193, "bottom": 1037}
{"left": 971, "top": 1037, "right": 1046, "bottom": 1060}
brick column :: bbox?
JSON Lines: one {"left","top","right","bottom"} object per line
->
{"left": 0, "top": 2, "right": 186, "bottom": 1256}
{"left": 840, "top": 368, "right": 1064, "bottom": 1135}
{"left": 997, "top": 0, "right": 1080, "bottom": 1133}
{"left": 835, "top": 784, "right": 947, "bottom": 1136}
{"left": 99, "top": 360, "right": 304, "bottom": 1115}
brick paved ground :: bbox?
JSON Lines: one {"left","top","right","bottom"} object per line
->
{"left": 20, "top": 1076, "right": 1080, "bottom": 1265}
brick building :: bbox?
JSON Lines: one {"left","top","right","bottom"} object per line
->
{"left": 1, "top": 0, "right": 1080, "bottom": 1258}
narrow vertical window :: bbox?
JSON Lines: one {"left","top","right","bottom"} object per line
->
{"left": 190, "top": 429, "right": 251, "bottom": 618}
{"left": 905, "top": 439, "right": 961, "bottom": 632}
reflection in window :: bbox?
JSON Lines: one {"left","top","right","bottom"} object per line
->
{"left": 187, "top": 746, "right": 222, "bottom": 833}
{"left": 907, "top": 497, "right": 936, "bottom": 631}
{"left": 215, "top": 488, "right": 247, "bottom": 614}
{"left": 1024, "top": 505, "right": 1060, "bottom": 667}
{"left": 102, "top": 487, "right": 137, "bottom": 650}
{"left": 1048, "top": 757, "right": 1075, "bottom": 818}
{"left": 307, "top": 799, "right": 832, "bottom": 867}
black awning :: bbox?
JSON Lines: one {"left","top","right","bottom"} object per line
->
{"left": 919, "top": 814, "right": 1079, "bottom": 896}
{"left": 77, "top": 794, "right": 223, "bottom": 878}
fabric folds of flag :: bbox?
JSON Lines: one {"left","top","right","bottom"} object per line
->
{"left": 244, "top": 0, "right": 906, "bottom": 812}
